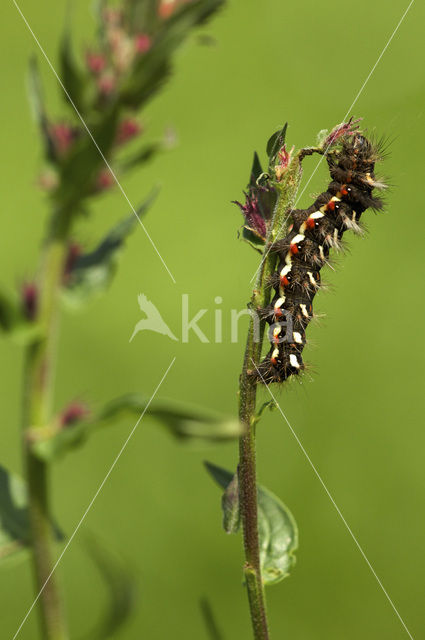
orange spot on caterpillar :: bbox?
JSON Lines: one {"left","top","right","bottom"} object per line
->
{"left": 290, "top": 244, "right": 299, "bottom": 255}
{"left": 306, "top": 216, "right": 316, "bottom": 229}
{"left": 327, "top": 200, "right": 335, "bottom": 211}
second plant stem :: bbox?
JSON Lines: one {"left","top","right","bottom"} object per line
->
{"left": 23, "top": 209, "right": 72, "bottom": 640}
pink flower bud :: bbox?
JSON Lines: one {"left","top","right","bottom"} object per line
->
{"left": 274, "top": 144, "right": 294, "bottom": 181}
{"left": 21, "top": 282, "right": 38, "bottom": 321}
{"left": 49, "top": 122, "right": 77, "bottom": 158}
{"left": 324, "top": 117, "right": 362, "bottom": 148}
{"left": 95, "top": 169, "right": 115, "bottom": 191}
{"left": 86, "top": 51, "right": 107, "bottom": 75}
{"left": 116, "top": 118, "right": 141, "bottom": 145}
{"left": 60, "top": 402, "right": 90, "bottom": 428}
{"left": 135, "top": 34, "right": 151, "bottom": 54}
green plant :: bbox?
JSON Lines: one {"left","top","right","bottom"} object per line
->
{"left": 0, "top": 2, "right": 242, "bottom": 638}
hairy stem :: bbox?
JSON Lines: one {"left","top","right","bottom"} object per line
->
{"left": 238, "top": 154, "right": 303, "bottom": 640}
{"left": 23, "top": 210, "right": 72, "bottom": 640}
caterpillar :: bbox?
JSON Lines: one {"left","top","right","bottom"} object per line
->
{"left": 256, "top": 130, "right": 386, "bottom": 384}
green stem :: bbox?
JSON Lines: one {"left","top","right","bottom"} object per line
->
{"left": 23, "top": 210, "right": 72, "bottom": 640}
{"left": 238, "top": 154, "right": 303, "bottom": 640}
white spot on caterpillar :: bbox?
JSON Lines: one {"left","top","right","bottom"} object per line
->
{"left": 291, "top": 233, "right": 305, "bottom": 245}
{"left": 271, "top": 347, "right": 279, "bottom": 362}
{"left": 319, "top": 245, "right": 325, "bottom": 260}
{"left": 274, "top": 297, "right": 286, "bottom": 309}
{"left": 273, "top": 326, "right": 281, "bottom": 337}
{"left": 293, "top": 332, "right": 303, "bottom": 344}
{"left": 307, "top": 271, "right": 317, "bottom": 287}
{"left": 289, "top": 354, "right": 300, "bottom": 369}
{"left": 280, "top": 265, "right": 291, "bottom": 277}
{"left": 300, "top": 303, "right": 309, "bottom": 318}
{"left": 300, "top": 211, "right": 324, "bottom": 233}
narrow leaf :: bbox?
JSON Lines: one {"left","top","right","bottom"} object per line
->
{"left": 249, "top": 151, "right": 263, "bottom": 187}
{"left": 31, "top": 396, "right": 243, "bottom": 462}
{"left": 221, "top": 470, "right": 240, "bottom": 534}
{"left": 59, "top": 29, "right": 87, "bottom": 113}
{"left": 0, "top": 287, "right": 42, "bottom": 345}
{"left": 199, "top": 597, "right": 224, "bottom": 640}
{"left": 63, "top": 192, "right": 156, "bottom": 307}
{"left": 99, "top": 394, "right": 244, "bottom": 442}
{"left": 27, "top": 57, "right": 55, "bottom": 162}
{"left": 266, "top": 123, "right": 288, "bottom": 165}
{"left": 83, "top": 538, "right": 137, "bottom": 640}
{"left": 0, "top": 466, "right": 62, "bottom": 563}
{"left": 205, "top": 462, "right": 298, "bottom": 585}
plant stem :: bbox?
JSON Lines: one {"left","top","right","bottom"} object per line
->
{"left": 238, "top": 154, "right": 303, "bottom": 640}
{"left": 23, "top": 210, "right": 72, "bottom": 640}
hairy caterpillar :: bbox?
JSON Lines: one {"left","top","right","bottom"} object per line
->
{"left": 256, "top": 131, "right": 386, "bottom": 384}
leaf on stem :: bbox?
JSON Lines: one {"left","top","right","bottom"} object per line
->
{"left": 0, "top": 287, "right": 42, "bottom": 345}
{"left": 204, "top": 462, "right": 298, "bottom": 585}
{"left": 82, "top": 537, "right": 137, "bottom": 640}
{"left": 62, "top": 191, "right": 156, "bottom": 307}
{"left": 27, "top": 57, "right": 56, "bottom": 162}
{"left": 266, "top": 123, "right": 288, "bottom": 169}
{"left": 0, "top": 466, "right": 62, "bottom": 564}
{"left": 30, "top": 396, "right": 243, "bottom": 462}
{"left": 59, "top": 28, "right": 87, "bottom": 114}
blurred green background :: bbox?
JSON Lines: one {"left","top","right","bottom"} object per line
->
{"left": 1, "top": 0, "right": 424, "bottom": 638}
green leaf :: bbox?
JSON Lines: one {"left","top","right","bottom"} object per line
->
{"left": 258, "top": 485, "right": 298, "bottom": 584}
{"left": 266, "top": 123, "right": 288, "bottom": 167}
{"left": 249, "top": 151, "right": 263, "bottom": 187}
{"left": 82, "top": 538, "right": 137, "bottom": 640}
{"left": 59, "top": 29, "right": 87, "bottom": 114}
{"left": 205, "top": 462, "right": 298, "bottom": 585}
{"left": 99, "top": 394, "right": 244, "bottom": 443}
{"left": 119, "top": 141, "right": 163, "bottom": 173}
{"left": 0, "top": 466, "right": 62, "bottom": 563}
{"left": 31, "top": 396, "right": 243, "bottom": 462}
{"left": 63, "top": 192, "right": 155, "bottom": 308}
{"left": 0, "top": 287, "right": 42, "bottom": 346}
{"left": 221, "top": 470, "right": 240, "bottom": 534}
{"left": 27, "top": 57, "right": 55, "bottom": 162}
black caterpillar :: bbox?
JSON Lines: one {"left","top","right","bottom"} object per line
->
{"left": 256, "top": 132, "right": 386, "bottom": 384}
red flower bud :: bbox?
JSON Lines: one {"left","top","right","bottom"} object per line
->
{"left": 116, "top": 118, "right": 141, "bottom": 145}
{"left": 95, "top": 169, "right": 115, "bottom": 192}
{"left": 60, "top": 402, "right": 90, "bottom": 428}
{"left": 49, "top": 122, "right": 78, "bottom": 158}
{"left": 21, "top": 282, "right": 38, "bottom": 321}
{"left": 86, "top": 51, "right": 107, "bottom": 75}
{"left": 134, "top": 34, "right": 151, "bottom": 54}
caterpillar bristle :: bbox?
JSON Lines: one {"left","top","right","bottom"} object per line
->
{"left": 256, "top": 128, "right": 385, "bottom": 385}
